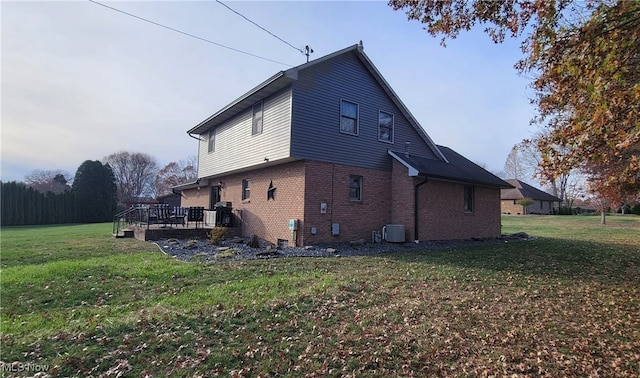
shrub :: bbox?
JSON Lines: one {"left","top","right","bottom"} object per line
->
{"left": 557, "top": 206, "right": 574, "bottom": 215}
{"left": 214, "top": 248, "right": 240, "bottom": 259}
{"left": 516, "top": 198, "right": 534, "bottom": 207}
{"left": 208, "top": 227, "right": 227, "bottom": 245}
{"left": 247, "top": 234, "right": 260, "bottom": 248}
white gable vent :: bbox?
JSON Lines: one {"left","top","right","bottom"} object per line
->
{"left": 383, "top": 224, "right": 405, "bottom": 243}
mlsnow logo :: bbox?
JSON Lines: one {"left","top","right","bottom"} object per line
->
{"left": 1, "top": 362, "right": 49, "bottom": 373}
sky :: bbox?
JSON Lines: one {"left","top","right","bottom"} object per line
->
{"left": 1, "top": 0, "right": 538, "bottom": 183}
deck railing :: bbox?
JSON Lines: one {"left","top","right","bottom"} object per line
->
{"left": 112, "top": 204, "right": 191, "bottom": 236}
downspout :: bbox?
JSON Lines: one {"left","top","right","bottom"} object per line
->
{"left": 187, "top": 132, "right": 203, "bottom": 199}
{"left": 414, "top": 176, "right": 428, "bottom": 243}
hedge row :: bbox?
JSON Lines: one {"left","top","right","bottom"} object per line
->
{"left": 1, "top": 182, "right": 80, "bottom": 226}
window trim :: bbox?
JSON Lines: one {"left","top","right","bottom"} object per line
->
{"left": 208, "top": 128, "right": 215, "bottom": 153}
{"left": 378, "top": 110, "right": 394, "bottom": 143}
{"left": 252, "top": 101, "right": 263, "bottom": 136}
{"left": 349, "top": 175, "right": 363, "bottom": 201}
{"left": 242, "top": 179, "right": 251, "bottom": 201}
{"left": 340, "top": 99, "right": 359, "bottom": 136}
{"left": 464, "top": 186, "right": 474, "bottom": 213}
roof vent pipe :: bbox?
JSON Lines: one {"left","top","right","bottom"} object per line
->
{"left": 404, "top": 142, "right": 410, "bottom": 158}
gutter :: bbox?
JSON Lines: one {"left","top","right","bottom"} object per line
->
{"left": 188, "top": 133, "right": 204, "bottom": 141}
{"left": 187, "top": 71, "right": 287, "bottom": 135}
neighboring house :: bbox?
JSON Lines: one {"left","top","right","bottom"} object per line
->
{"left": 500, "top": 179, "right": 562, "bottom": 215}
{"left": 573, "top": 199, "right": 598, "bottom": 214}
{"left": 178, "top": 43, "right": 512, "bottom": 245}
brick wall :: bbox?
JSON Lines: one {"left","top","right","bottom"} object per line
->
{"left": 182, "top": 158, "right": 503, "bottom": 244}
{"left": 502, "top": 199, "right": 557, "bottom": 215}
{"left": 419, "top": 180, "right": 502, "bottom": 240}
{"left": 501, "top": 200, "right": 524, "bottom": 215}
{"left": 302, "top": 161, "right": 392, "bottom": 244}
{"left": 301, "top": 161, "right": 335, "bottom": 244}
{"left": 391, "top": 158, "right": 418, "bottom": 241}
{"left": 181, "top": 162, "right": 306, "bottom": 245}
{"left": 180, "top": 187, "right": 210, "bottom": 208}
{"left": 221, "top": 161, "right": 307, "bottom": 246}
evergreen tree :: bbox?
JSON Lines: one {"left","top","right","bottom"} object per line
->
{"left": 72, "top": 160, "right": 118, "bottom": 223}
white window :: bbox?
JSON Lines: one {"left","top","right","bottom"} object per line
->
{"left": 252, "top": 101, "right": 263, "bottom": 135}
{"left": 242, "top": 179, "right": 251, "bottom": 201}
{"left": 340, "top": 99, "right": 358, "bottom": 135}
{"left": 208, "top": 129, "right": 215, "bottom": 153}
{"left": 378, "top": 111, "right": 394, "bottom": 143}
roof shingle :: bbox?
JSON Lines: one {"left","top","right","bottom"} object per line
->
{"left": 500, "top": 179, "right": 562, "bottom": 201}
{"left": 390, "top": 147, "right": 513, "bottom": 188}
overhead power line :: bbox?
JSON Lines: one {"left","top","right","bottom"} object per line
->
{"left": 88, "top": 0, "right": 293, "bottom": 67}
{"left": 215, "top": 0, "right": 304, "bottom": 55}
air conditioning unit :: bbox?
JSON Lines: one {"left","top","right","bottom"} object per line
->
{"left": 383, "top": 224, "right": 405, "bottom": 243}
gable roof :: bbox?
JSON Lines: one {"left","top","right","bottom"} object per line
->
{"left": 187, "top": 43, "right": 447, "bottom": 162}
{"left": 389, "top": 147, "right": 513, "bottom": 188}
{"left": 187, "top": 71, "right": 296, "bottom": 135}
{"left": 500, "top": 179, "right": 562, "bottom": 201}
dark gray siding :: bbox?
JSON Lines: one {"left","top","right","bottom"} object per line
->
{"left": 290, "top": 51, "right": 438, "bottom": 171}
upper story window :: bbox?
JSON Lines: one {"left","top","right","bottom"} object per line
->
{"left": 378, "top": 111, "right": 394, "bottom": 143}
{"left": 208, "top": 129, "right": 215, "bottom": 153}
{"left": 464, "top": 186, "right": 474, "bottom": 213}
{"left": 349, "top": 175, "right": 362, "bottom": 201}
{"left": 340, "top": 99, "right": 359, "bottom": 135}
{"left": 252, "top": 101, "right": 263, "bottom": 135}
{"left": 242, "top": 179, "right": 251, "bottom": 201}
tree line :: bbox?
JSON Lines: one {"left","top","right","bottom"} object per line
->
{"left": 1, "top": 182, "right": 79, "bottom": 226}
{"left": 1, "top": 152, "right": 197, "bottom": 226}
{"left": 1, "top": 160, "right": 117, "bottom": 226}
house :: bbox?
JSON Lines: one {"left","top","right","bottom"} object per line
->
{"left": 572, "top": 199, "right": 598, "bottom": 214}
{"left": 500, "top": 179, "right": 562, "bottom": 215}
{"left": 178, "top": 43, "right": 512, "bottom": 245}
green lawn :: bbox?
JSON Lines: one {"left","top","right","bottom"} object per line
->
{"left": 1, "top": 216, "right": 639, "bottom": 377}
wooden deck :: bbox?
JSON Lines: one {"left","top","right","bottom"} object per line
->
{"left": 113, "top": 205, "right": 239, "bottom": 241}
